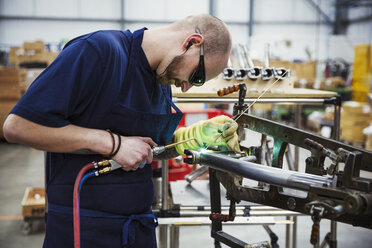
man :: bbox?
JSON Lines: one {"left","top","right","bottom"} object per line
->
{"left": 3, "top": 14, "right": 239, "bottom": 247}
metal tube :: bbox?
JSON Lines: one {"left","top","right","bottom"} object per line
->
{"left": 158, "top": 225, "right": 168, "bottom": 248}
{"left": 222, "top": 58, "right": 235, "bottom": 80}
{"left": 170, "top": 225, "right": 179, "bottom": 248}
{"left": 179, "top": 205, "right": 281, "bottom": 211}
{"left": 161, "top": 160, "right": 169, "bottom": 211}
{"left": 292, "top": 104, "right": 302, "bottom": 248}
{"left": 249, "top": 0, "right": 254, "bottom": 38}
{"left": 172, "top": 97, "right": 329, "bottom": 104}
{"left": 173, "top": 210, "right": 300, "bottom": 217}
{"left": 292, "top": 216, "right": 297, "bottom": 248}
{"left": 331, "top": 96, "right": 340, "bottom": 248}
{"left": 264, "top": 43, "right": 270, "bottom": 68}
{"left": 333, "top": 102, "right": 341, "bottom": 140}
{"left": 185, "top": 165, "right": 209, "bottom": 183}
{"left": 245, "top": 46, "right": 255, "bottom": 69}
{"left": 285, "top": 146, "right": 295, "bottom": 171}
{"left": 286, "top": 216, "right": 291, "bottom": 248}
{"left": 234, "top": 44, "right": 249, "bottom": 80}
{"left": 186, "top": 151, "right": 335, "bottom": 191}
{"left": 260, "top": 134, "right": 267, "bottom": 165}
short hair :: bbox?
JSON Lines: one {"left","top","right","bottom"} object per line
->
{"left": 176, "top": 14, "right": 232, "bottom": 57}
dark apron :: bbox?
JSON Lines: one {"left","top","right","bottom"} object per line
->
{"left": 43, "top": 29, "right": 183, "bottom": 248}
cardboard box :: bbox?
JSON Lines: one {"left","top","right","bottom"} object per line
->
{"left": 341, "top": 128, "right": 366, "bottom": 142}
{"left": 20, "top": 68, "right": 44, "bottom": 94}
{"left": 292, "top": 62, "right": 316, "bottom": 80}
{"left": 9, "top": 41, "right": 59, "bottom": 66}
{"left": 340, "top": 101, "right": 372, "bottom": 142}
{"left": 342, "top": 101, "right": 371, "bottom": 115}
{"left": 366, "top": 135, "right": 372, "bottom": 151}
{"left": 0, "top": 68, "right": 25, "bottom": 100}
{"left": 21, "top": 187, "right": 45, "bottom": 218}
{"left": 23, "top": 41, "right": 45, "bottom": 52}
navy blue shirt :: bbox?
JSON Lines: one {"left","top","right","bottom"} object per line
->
{"left": 11, "top": 29, "right": 170, "bottom": 130}
{"left": 10, "top": 28, "right": 180, "bottom": 215}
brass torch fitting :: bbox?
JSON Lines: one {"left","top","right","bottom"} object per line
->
{"left": 98, "top": 167, "right": 111, "bottom": 175}
{"left": 97, "top": 160, "right": 111, "bottom": 167}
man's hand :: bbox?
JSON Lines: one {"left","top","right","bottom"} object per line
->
{"left": 112, "top": 136, "right": 157, "bottom": 171}
{"left": 174, "top": 115, "right": 241, "bottom": 155}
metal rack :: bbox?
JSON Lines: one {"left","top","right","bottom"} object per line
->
{"left": 155, "top": 91, "right": 341, "bottom": 248}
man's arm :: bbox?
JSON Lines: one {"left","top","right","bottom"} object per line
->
{"left": 3, "top": 114, "right": 156, "bottom": 171}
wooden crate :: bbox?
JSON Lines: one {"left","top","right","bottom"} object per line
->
{"left": 0, "top": 68, "right": 26, "bottom": 100}
{"left": 21, "top": 187, "right": 45, "bottom": 218}
{"left": 340, "top": 101, "right": 372, "bottom": 142}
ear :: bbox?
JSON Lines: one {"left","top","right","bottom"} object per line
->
{"left": 181, "top": 33, "right": 204, "bottom": 51}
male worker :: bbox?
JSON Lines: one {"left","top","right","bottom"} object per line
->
{"left": 3, "top": 14, "right": 239, "bottom": 247}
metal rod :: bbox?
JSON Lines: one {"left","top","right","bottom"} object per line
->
{"left": 209, "top": 168, "right": 222, "bottom": 247}
{"left": 161, "top": 160, "right": 169, "bottom": 211}
{"left": 172, "top": 97, "right": 330, "bottom": 104}
{"left": 265, "top": 143, "right": 272, "bottom": 166}
{"left": 286, "top": 216, "right": 291, "bottom": 248}
{"left": 178, "top": 205, "right": 285, "bottom": 211}
{"left": 261, "top": 134, "right": 267, "bottom": 165}
{"left": 185, "top": 165, "right": 209, "bottom": 183}
{"left": 331, "top": 96, "right": 341, "bottom": 248}
{"left": 170, "top": 225, "right": 179, "bottom": 248}
{"left": 158, "top": 210, "right": 300, "bottom": 217}
{"left": 249, "top": 0, "right": 254, "bottom": 38}
{"left": 333, "top": 100, "right": 341, "bottom": 140}
{"left": 158, "top": 225, "right": 168, "bottom": 248}
{"left": 285, "top": 146, "right": 295, "bottom": 171}
{"left": 264, "top": 43, "right": 270, "bottom": 68}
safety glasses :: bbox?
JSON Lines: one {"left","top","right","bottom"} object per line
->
{"left": 188, "top": 27, "right": 205, "bottom": 86}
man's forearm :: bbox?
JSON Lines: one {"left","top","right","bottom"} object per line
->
{"left": 3, "top": 114, "right": 112, "bottom": 155}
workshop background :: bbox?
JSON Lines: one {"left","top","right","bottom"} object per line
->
{"left": 0, "top": 0, "right": 372, "bottom": 248}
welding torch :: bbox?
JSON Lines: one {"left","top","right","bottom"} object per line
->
{"left": 97, "top": 138, "right": 198, "bottom": 172}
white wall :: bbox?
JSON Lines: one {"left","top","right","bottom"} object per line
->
{"left": 0, "top": 0, "right": 371, "bottom": 62}
{"left": 347, "top": 5, "right": 372, "bottom": 47}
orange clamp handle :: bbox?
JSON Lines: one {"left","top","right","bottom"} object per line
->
{"left": 217, "top": 84, "right": 240, "bottom": 97}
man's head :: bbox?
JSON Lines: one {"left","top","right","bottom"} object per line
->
{"left": 156, "top": 14, "right": 232, "bottom": 92}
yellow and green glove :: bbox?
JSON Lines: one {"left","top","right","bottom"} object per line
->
{"left": 174, "top": 115, "right": 241, "bottom": 155}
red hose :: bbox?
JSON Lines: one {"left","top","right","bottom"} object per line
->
{"left": 73, "top": 162, "right": 95, "bottom": 248}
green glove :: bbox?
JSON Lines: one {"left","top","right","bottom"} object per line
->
{"left": 174, "top": 115, "right": 241, "bottom": 155}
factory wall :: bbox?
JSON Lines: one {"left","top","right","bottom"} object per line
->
{"left": 0, "top": 0, "right": 371, "bottom": 62}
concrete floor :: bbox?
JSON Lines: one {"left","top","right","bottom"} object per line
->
{"left": 0, "top": 142, "right": 372, "bottom": 248}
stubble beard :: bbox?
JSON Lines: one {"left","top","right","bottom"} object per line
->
{"left": 156, "top": 53, "right": 184, "bottom": 86}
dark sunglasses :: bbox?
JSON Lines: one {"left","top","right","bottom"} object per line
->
{"left": 188, "top": 27, "right": 206, "bottom": 87}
